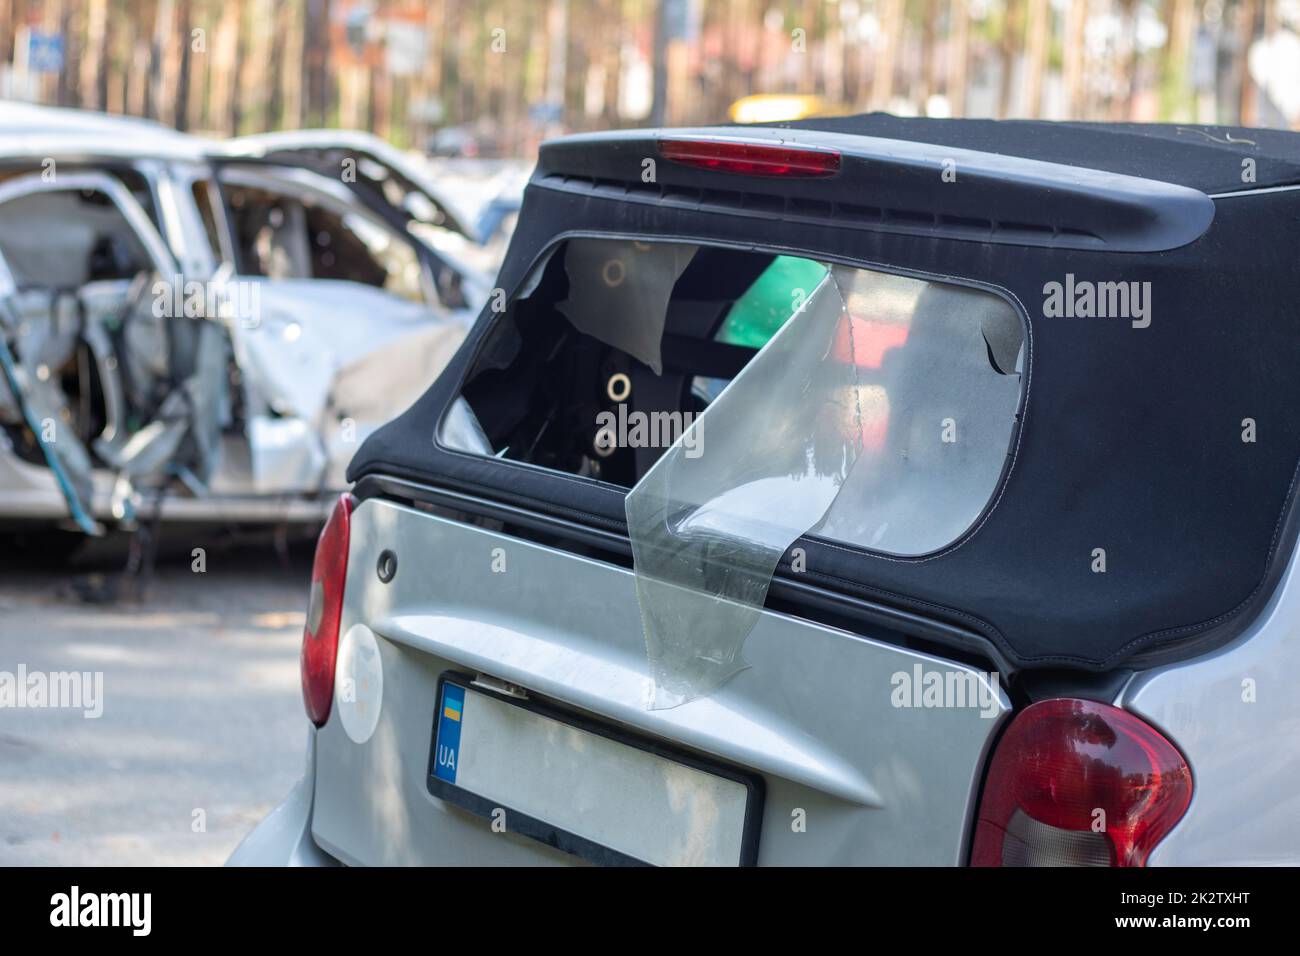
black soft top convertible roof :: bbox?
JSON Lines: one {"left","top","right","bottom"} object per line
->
{"left": 350, "top": 116, "right": 1300, "bottom": 675}
{"left": 767, "top": 114, "right": 1300, "bottom": 192}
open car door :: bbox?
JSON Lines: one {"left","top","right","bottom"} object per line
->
{"left": 202, "top": 137, "right": 496, "bottom": 495}
{"left": 0, "top": 170, "right": 226, "bottom": 531}
{"left": 209, "top": 130, "right": 494, "bottom": 304}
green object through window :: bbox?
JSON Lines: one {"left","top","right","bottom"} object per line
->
{"left": 714, "top": 255, "right": 830, "bottom": 349}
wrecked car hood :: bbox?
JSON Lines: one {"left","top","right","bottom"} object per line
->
{"left": 225, "top": 279, "right": 472, "bottom": 493}
{"left": 233, "top": 279, "right": 468, "bottom": 422}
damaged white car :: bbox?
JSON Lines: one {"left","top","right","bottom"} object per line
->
{"left": 0, "top": 105, "right": 486, "bottom": 558}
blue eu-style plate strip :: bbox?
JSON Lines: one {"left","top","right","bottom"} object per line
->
{"left": 434, "top": 683, "right": 465, "bottom": 784}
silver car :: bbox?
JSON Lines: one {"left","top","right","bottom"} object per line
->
{"left": 232, "top": 117, "right": 1300, "bottom": 866}
{"left": 0, "top": 105, "right": 489, "bottom": 547}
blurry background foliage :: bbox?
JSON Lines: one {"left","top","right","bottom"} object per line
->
{"left": 2, "top": 0, "right": 1297, "bottom": 156}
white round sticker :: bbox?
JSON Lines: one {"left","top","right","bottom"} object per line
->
{"left": 335, "top": 623, "right": 383, "bottom": 744}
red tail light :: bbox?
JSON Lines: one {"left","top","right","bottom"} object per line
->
{"left": 971, "top": 698, "right": 1192, "bottom": 867}
{"left": 658, "top": 138, "right": 841, "bottom": 178}
{"left": 301, "top": 493, "right": 355, "bottom": 727}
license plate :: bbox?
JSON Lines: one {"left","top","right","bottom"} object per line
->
{"left": 427, "top": 674, "right": 762, "bottom": 866}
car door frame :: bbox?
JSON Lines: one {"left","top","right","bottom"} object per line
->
{"left": 210, "top": 160, "right": 447, "bottom": 307}
{"left": 0, "top": 169, "right": 180, "bottom": 530}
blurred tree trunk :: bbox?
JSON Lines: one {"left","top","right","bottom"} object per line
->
{"left": 145, "top": 0, "right": 168, "bottom": 120}
{"left": 825, "top": 1, "right": 844, "bottom": 105}
{"left": 650, "top": 0, "right": 667, "bottom": 124}
{"left": 266, "top": 0, "right": 285, "bottom": 130}
{"left": 840, "top": 2, "right": 863, "bottom": 107}
{"left": 1023, "top": 0, "right": 1048, "bottom": 117}
{"left": 229, "top": 0, "right": 246, "bottom": 133}
{"left": 107, "top": 0, "right": 129, "bottom": 114}
{"left": 127, "top": 3, "right": 151, "bottom": 118}
{"left": 801, "top": 0, "right": 818, "bottom": 94}
{"left": 599, "top": 0, "right": 621, "bottom": 125}
{"left": 0, "top": 1, "right": 11, "bottom": 69}
{"left": 208, "top": 0, "right": 238, "bottom": 132}
{"left": 175, "top": 0, "right": 192, "bottom": 128}
{"left": 366, "top": 0, "right": 386, "bottom": 137}
{"left": 1111, "top": 0, "right": 1138, "bottom": 120}
{"left": 56, "top": 0, "right": 75, "bottom": 105}
{"left": 871, "top": 0, "right": 903, "bottom": 110}
{"left": 279, "top": 0, "right": 303, "bottom": 130}
{"left": 544, "top": 0, "right": 567, "bottom": 121}
{"left": 1238, "top": 0, "right": 1260, "bottom": 125}
{"left": 1158, "top": 0, "right": 1195, "bottom": 121}
{"left": 439, "top": 0, "right": 461, "bottom": 126}
{"left": 303, "top": 0, "right": 331, "bottom": 127}
{"left": 1062, "top": 0, "right": 1087, "bottom": 119}
{"left": 919, "top": 0, "right": 938, "bottom": 109}
{"left": 191, "top": 0, "right": 210, "bottom": 131}
{"left": 948, "top": 0, "right": 969, "bottom": 117}
{"left": 79, "top": 0, "right": 109, "bottom": 110}
{"left": 666, "top": 32, "right": 691, "bottom": 125}
{"left": 505, "top": 0, "right": 535, "bottom": 152}
{"left": 997, "top": 0, "right": 1024, "bottom": 118}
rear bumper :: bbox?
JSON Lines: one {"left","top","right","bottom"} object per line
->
{"left": 226, "top": 729, "right": 340, "bottom": 867}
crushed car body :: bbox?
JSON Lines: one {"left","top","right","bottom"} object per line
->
{"left": 0, "top": 104, "right": 487, "bottom": 538}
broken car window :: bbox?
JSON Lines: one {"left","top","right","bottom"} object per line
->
{"left": 444, "top": 237, "right": 1025, "bottom": 705}
{"left": 0, "top": 189, "right": 153, "bottom": 287}
{"left": 224, "top": 184, "right": 427, "bottom": 304}
{"left": 191, "top": 179, "right": 229, "bottom": 268}
{"left": 446, "top": 237, "right": 1024, "bottom": 553}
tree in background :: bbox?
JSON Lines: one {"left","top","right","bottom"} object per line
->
{"left": 0, "top": 0, "right": 1295, "bottom": 153}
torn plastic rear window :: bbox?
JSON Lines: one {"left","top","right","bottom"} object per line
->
{"left": 442, "top": 238, "right": 1024, "bottom": 703}
{"left": 624, "top": 261, "right": 1023, "bottom": 705}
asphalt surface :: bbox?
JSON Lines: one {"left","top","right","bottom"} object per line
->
{"left": 0, "top": 532, "right": 317, "bottom": 865}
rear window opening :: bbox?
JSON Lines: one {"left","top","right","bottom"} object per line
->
{"left": 443, "top": 236, "right": 1025, "bottom": 557}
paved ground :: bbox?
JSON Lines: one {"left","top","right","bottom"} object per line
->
{"left": 0, "top": 531, "right": 317, "bottom": 865}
